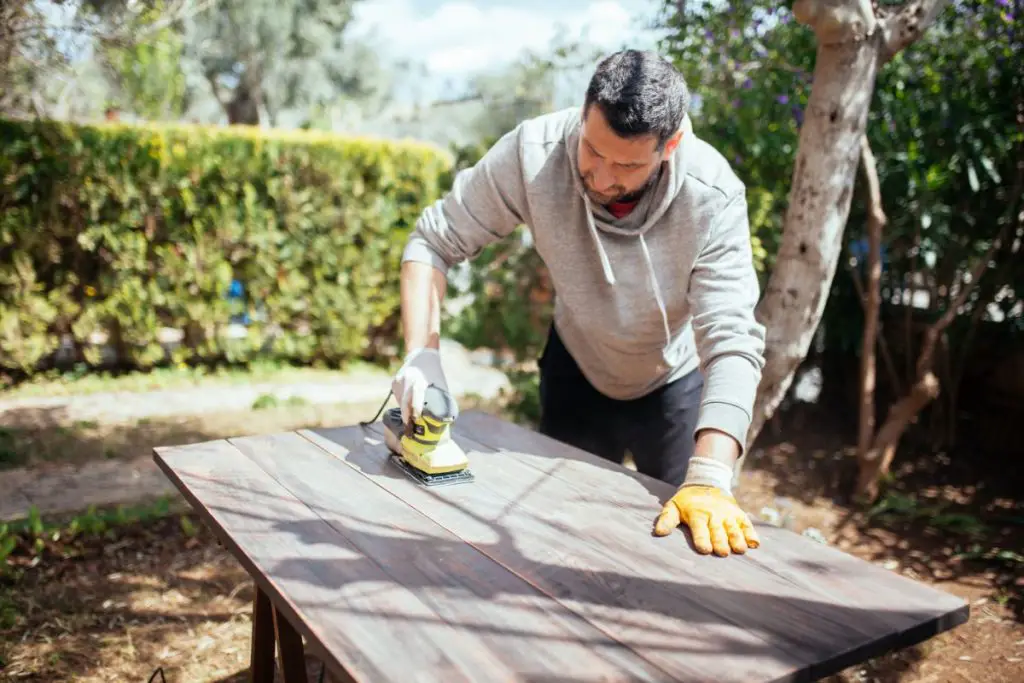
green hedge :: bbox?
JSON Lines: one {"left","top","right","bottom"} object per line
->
{"left": 0, "top": 118, "right": 452, "bottom": 374}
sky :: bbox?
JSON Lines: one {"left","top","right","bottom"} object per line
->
{"left": 348, "top": 0, "right": 668, "bottom": 103}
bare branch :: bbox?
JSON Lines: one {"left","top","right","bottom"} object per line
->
{"left": 915, "top": 224, "right": 1010, "bottom": 381}
{"left": 857, "top": 134, "right": 887, "bottom": 461}
{"left": 845, "top": 258, "right": 902, "bottom": 396}
{"left": 882, "top": 0, "right": 951, "bottom": 60}
{"left": 204, "top": 70, "right": 224, "bottom": 106}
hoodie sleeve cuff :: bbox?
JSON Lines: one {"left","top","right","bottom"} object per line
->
{"left": 402, "top": 236, "right": 452, "bottom": 276}
{"left": 694, "top": 400, "right": 752, "bottom": 458}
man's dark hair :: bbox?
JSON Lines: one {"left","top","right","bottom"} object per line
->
{"left": 583, "top": 49, "right": 690, "bottom": 149}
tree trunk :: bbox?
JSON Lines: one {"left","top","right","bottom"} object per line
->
{"left": 226, "top": 86, "right": 260, "bottom": 125}
{"left": 744, "top": 0, "right": 951, "bottom": 453}
{"left": 220, "top": 69, "right": 263, "bottom": 126}
{"left": 856, "top": 136, "right": 886, "bottom": 464}
{"left": 746, "top": 3, "right": 883, "bottom": 449}
{"left": 855, "top": 370, "right": 939, "bottom": 501}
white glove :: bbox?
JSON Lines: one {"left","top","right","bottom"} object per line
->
{"left": 392, "top": 347, "right": 448, "bottom": 426}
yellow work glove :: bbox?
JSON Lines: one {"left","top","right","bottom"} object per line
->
{"left": 653, "top": 457, "right": 760, "bottom": 557}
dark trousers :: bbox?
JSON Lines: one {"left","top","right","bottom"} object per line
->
{"left": 537, "top": 324, "right": 704, "bottom": 487}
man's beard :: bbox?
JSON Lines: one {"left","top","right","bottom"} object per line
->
{"left": 582, "top": 166, "right": 661, "bottom": 206}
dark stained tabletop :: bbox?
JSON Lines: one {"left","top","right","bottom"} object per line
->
{"left": 153, "top": 409, "right": 969, "bottom": 683}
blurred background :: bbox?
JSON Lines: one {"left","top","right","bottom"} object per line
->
{"left": 0, "top": 1, "right": 1021, "bottom": 681}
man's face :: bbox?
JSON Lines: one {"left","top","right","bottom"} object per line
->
{"left": 577, "top": 103, "right": 679, "bottom": 205}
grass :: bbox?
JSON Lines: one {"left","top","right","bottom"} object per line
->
{"left": 0, "top": 357, "right": 390, "bottom": 400}
{"left": 1, "top": 498, "right": 185, "bottom": 580}
{"left": 0, "top": 398, "right": 408, "bottom": 471}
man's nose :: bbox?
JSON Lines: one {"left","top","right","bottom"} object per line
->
{"left": 591, "top": 163, "right": 616, "bottom": 192}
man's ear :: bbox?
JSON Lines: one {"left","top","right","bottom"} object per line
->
{"left": 662, "top": 130, "right": 683, "bottom": 159}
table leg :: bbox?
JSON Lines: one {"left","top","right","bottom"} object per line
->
{"left": 250, "top": 587, "right": 276, "bottom": 683}
{"left": 273, "top": 604, "right": 308, "bottom": 683}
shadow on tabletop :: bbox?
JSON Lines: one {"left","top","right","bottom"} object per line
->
{"left": 249, "top": 416, "right": 970, "bottom": 682}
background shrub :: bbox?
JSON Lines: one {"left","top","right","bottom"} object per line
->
{"left": 0, "top": 118, "right": 451, "bottom": 374}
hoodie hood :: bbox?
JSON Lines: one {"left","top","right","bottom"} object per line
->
{"left": 565, "top": 109, "right": 695, "bottom": 345}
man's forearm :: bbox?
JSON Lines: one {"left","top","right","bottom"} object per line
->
{"left": 694, "top": 428, "right": 741, "bottom": 469}
{"left": 400, "top": 260, "right": 447, "bottom": 352}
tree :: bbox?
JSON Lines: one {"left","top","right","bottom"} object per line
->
{"left": 659, "top": 0, "right": 953, "bottom": 460}
{"left": 847, "top": 0, "right": 1022, "bottom": 500}
{"left": 99, "top": 2, "right": 190, "bottom": 120}
{"left": 0, "top": 0, "right": 206, "bottom": 118}
{"left": 746, "top": 0, "right": 954, "bottom": 453}
{"left": 180, "top": 0, "right": 372, "bottom": 126}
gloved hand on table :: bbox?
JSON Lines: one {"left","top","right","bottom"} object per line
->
{"left": 653, "top": 456, "right": 760, "bottom": 557}
{"left": 391, "top": 346, "right": 449, "bottom": 426}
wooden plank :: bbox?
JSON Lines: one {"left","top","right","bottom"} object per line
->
{"left": 227, "top": 430, "right": 673, "bottom": 682}
{"left": 301, "top": 426, "right": 790, "bottom": 682}
{"left": 456, "top": 411, "right": 968, "bottom": 615}
{"left": 303, "top": 418, "right": 968, "bottom": 683}
{"left": 451, "top": 411, "right": 971, "bottom": 679}
{"left": 153, "top": 440, "right": 565, "bottom": 683}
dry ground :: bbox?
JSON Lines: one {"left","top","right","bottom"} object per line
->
{"left": 0, "top": 404, "right": 1021, "bottom": 682}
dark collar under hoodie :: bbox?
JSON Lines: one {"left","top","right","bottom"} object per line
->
{"left": 402, "top": 106, "right": 766, "bottom": 454}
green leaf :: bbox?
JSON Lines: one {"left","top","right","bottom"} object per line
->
{"left": 966, "top": 161, "right": 980, "bottom": 192}
{"left": 979, "top": 155, "right": 1001, "bottom": 184}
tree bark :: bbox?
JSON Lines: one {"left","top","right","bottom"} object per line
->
{"left": 854, "top": 370, "right": 939, "bottom": 500}
{"left": 856, "top": 136, "right": 886, "bottom": 464}
{"left": 747, "top": 1, "right": 883, "bottom": 449}
{"left": 226, "top": 79, "right": 260, "bottom": 125}
{"left": 745, "top": 0, "right": 951, "bottom": 453}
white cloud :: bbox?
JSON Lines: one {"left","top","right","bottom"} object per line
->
{"left": 350, "top": 0, "right": 662, "bottom": 78}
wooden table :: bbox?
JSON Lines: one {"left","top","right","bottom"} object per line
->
{"left": 153, "top": 410, "right": 969, "bottom": 683}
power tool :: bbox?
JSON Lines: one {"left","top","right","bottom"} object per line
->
{"left": 362, "top": 384, "right": 474, "bottom": 487}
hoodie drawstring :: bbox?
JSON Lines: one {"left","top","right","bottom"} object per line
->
{"left": 583, "top": 193, "right": 617, "bottom": 285}
{"left": 639, "top": 234, "right": 671, "bottom": 345}
{"left": 582, "top": 193, "right": 672, "bottom": 346}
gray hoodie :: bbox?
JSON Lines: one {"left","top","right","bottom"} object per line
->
{"left": 402, "top": 106, "right": 766, "bottom": 452}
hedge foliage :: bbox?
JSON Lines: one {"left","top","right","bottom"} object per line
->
{"left": 0, "top": 118, "right": 452, "bottom": 373}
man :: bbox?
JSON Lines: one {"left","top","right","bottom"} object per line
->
{"left": 392, "top": 49, "right": 766, "bottom": 558}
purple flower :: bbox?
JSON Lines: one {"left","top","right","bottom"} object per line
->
{"left": 743, "top": 79, "right": 753, "bottom": 89}
{"left": 731, "top": 99, "right": 741, "bottom": 108}
{"left": 705, "top": 29, "right": 714, "bottom": 40}
{"left": 792, "top": 106, "right": 804, "bottom": 125}
{"left": 733, "top": 155, "right": 743, "bottom": 165}
{"left": 777, "top": 94, "right": 789, "bottom": 104}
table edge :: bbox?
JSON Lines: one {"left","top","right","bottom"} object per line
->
{"left": 151, "top": 444, "right": 359, "bottom": 683}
